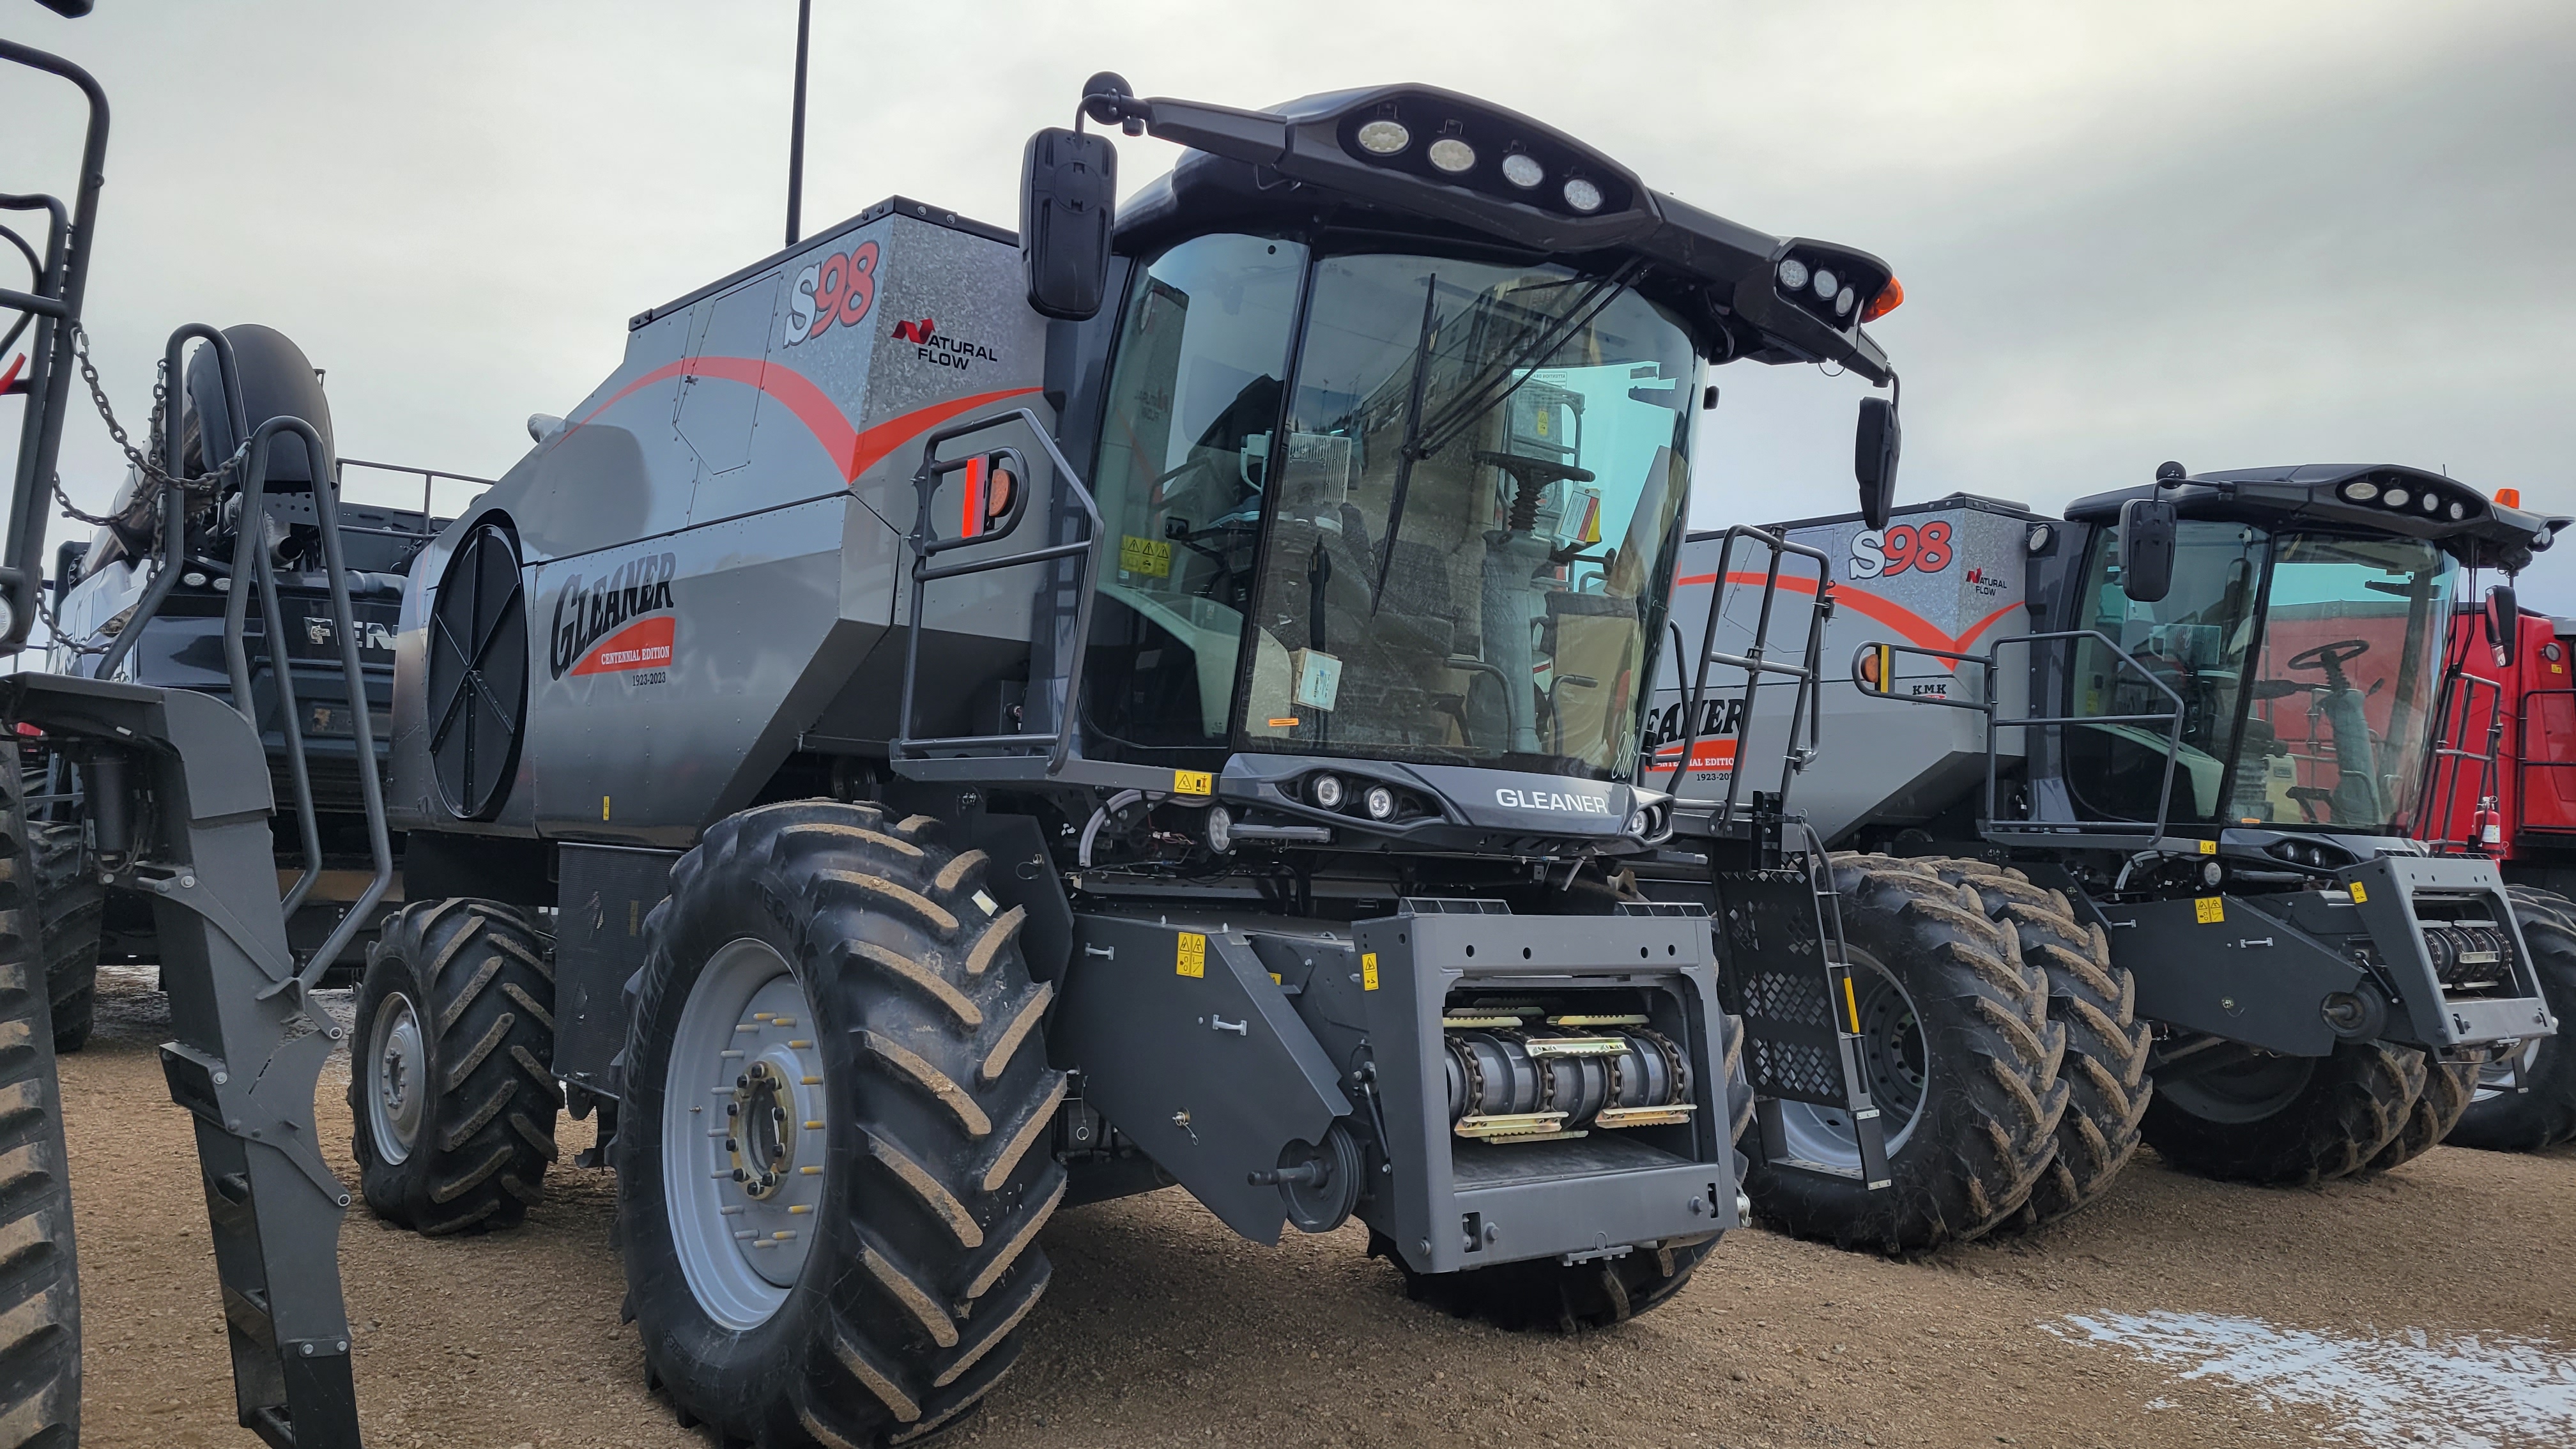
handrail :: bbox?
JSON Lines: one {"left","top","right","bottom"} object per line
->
{"left": 336, "top": 456, "right": 497, "bottom": 530}
{"left": 1857, "top": 628, "right": 2189, "bottom": 854}
{"left": 224, "top": 415, "right": 394, "bottom": 981}
{"left": 0, "top": 39, "right": 109, "bottom": 654}
{"left": 891, "top": 408, "right": 1105, "bottom": 776}
{"left": 1662, "top": 523, "right": 1834, "bottom": 827}
{"left": 96, "top": 325, "right": 245, "bottom": 680}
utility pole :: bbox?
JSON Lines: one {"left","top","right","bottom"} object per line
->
{"left": 785, "top": 0, "right": 811, "bottom": 246}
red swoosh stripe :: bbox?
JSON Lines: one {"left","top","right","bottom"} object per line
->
{"left": 569, "top": 355, "right": 1038, "bottom": 484}
{"left": 1674, "top": 571, "right": 2021, "bottom": 670}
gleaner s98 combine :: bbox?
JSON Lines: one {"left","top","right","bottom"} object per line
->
{"left": 1646, "top": 468, "right": 2561, "bottom": 1251}
{"left": 2, "top": 17, "right": 1916, "bottom": 1441}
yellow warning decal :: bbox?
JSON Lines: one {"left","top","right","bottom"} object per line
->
{"left": 2198, "top": 839, "right": 2217, "bottom": 855}
{"left": 1173, "top": 769, "right": 1213, "bottom": 796}
{"left": 1841, "top": 974, "right": 1862, "bottom": 1034}
{"left": 1118, "top": 534, "right": 1172, "bottom": 578}
{"left": 1176, "top": 932, "right": 1206, "bottom": 978}
{"left": 2349, "top": 882, "right": 2368, "bottom": 904}
{"left": 2194, "top": 896, "right": 2225, "bottom": 924}
{"left": 1361, "top": 952, "right": 1381, "bottom": 991}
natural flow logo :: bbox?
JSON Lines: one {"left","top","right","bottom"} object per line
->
{"left": 549, "top": 552, "right": 678, "bottom": 680}
{"left": 893, "top": 315, "right": 1000, "bottom": 372}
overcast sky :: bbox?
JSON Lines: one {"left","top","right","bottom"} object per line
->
{"left": 6, "top": 0, "right": 2572, "bottom": 604}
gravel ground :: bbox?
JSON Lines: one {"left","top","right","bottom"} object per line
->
{"left": 62, "top": 964, "right": 2576, "bottom": 1448}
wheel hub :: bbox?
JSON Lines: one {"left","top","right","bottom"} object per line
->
{"left": 662, "top": 940, "right": 827, "bottom": 1328}
{"left": 367, "top": 993, "right": 427, "bottom": 1167}
{"left": 1772, "top": 947, "right": 1928, "bottom": 1169}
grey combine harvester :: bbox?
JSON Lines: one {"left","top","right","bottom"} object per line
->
{"left": 1644, "top": 469, "right": 2562, "bottom": 1252}
{"left": 3, "top": 16, "right": 1916, "bottom": 1443}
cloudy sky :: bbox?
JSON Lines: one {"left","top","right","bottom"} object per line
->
{"left": 6, "top": 0, "right": 2572, "bottom": 602}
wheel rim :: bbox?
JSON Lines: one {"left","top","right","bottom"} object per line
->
{"left": 427, "top": 521, "right": 528, "bottom": 820}
{"left": 2473, "top": 1038, "right": 2543, "bottom": 1105}
{"left": 662, "top": 938, "right": 827, "bottom": 1331}
{"left": 2156, "top": 1048, "right": 2317, "bottom": 1124}
{"left": 367, "top": 993, "right": 427, "bottom": 1167}
{"left": 1773, "top": 947, "right": 1927, "bottom": 1169}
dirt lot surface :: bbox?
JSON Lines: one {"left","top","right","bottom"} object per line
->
{"left": 63, "top": 964, "right": 2576, "bottom": 1448}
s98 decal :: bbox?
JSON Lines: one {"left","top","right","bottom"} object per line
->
{"left": 785, "top": 239, "right": 880, "bottom": 346}
{"left": 1847, "top": 519, "right": 1953, "bottom": 581}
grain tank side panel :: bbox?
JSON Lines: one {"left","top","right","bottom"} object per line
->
{"left": 1650, "top": 497, "right": 2036, "bottom": 843}
{"left": 390, "top": 204, "right": 1049, "bottom": 843}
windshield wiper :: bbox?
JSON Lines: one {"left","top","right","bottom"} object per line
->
{"left": 1371, "top": 260, "right": 1643, "bottom": 609}
{"left": 1372, "top": 272, "right": 1444, "bottom": 610}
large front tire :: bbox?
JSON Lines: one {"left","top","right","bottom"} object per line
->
{"left": 1744, "top": 855, "right": 2067, "bottom": 1253}
{"left": 618, "top": 801, "right": 1066, "bottom": 1447}
{"left": 2140, "top": 1038, "right": 2423, "bottom": 1186}
{"left": 0, "top": 753, "right": 79, "bottom": 1443}
{"left": 1908, "top": 858, "right": 2149, "bottom": 1229}
{"left": 348, "top": 899, "right": 561, "bottom": 1234}
{"left": 2450, "top": 887, "right": 2576, "bottom": 1152}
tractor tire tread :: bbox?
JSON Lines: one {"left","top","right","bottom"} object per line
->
{"left": 349, "top": 900, "right": 558, "bottom": 1234}
{"left": 617, "top": 799, "right": 1061, "bottom": 1448}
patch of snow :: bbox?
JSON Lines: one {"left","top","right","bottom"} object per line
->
{"left": 2051, "top": 1310, "right": 2576, "bottom": 1449}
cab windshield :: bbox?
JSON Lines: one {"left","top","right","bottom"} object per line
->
{"left": 2066, "top": 523, "right": 2457, "bottom": 832}
{"left": 1081, "top": 234, "right": 1696, "bottom": 779}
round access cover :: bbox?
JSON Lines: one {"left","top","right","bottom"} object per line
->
{"left": 426, "top": 521, "right": 528, "bottom": 820}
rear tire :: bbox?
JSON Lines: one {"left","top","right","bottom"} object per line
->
{"left": 30, "top": 822, "right": 100, "bottom": 1056}
{"left": 0, "top": 751, "right": 80, "bottom": 1443}
{"left": 348, "top": 899, "right": 561, "bottom": 1234}
{"left": 1744, "top": 855, "right": 2067, "bottom": 1253}
{"left": 2141, "top": 1038, "right": 2423, "bottom": 1186}
{"left": 2450, "top": 886, "right": 2576, "bottom": 1152}
{"left": 1910, "top": 858, "right": 2149, "bottom": 1229}
{"left": 618, "top": 801, "right": 1066, "bottom": 1447}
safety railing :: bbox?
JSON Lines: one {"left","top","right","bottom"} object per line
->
{"left": 891, "top": 408, "right": 1104, "bottom": 775}
{"left": 335, "top": 456, "right": 496, "bottom": 537}
{"left": 1854, "top": 629, "right": 2189, "bottom": 855}
{"left": 1660, "top": 524, "right": 1835, "bottom": 827}
{"left": 2416, "top": 661, "right": 2506, "bottom": 854}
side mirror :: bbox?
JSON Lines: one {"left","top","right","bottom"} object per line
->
{"left": 2486, "top": 583, "right": 2520, "bottom": 668}
{"left": 1854, "top": 397, "right": 1899, "bottom": 532}
{"left": 2118, "top": 496, "right": 2177, "bottom": 604}
{"left": 1020, "top": 126, "right": 1117, "bottom": 321}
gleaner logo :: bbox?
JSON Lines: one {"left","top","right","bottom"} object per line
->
{"left": 894, "top": 316, "right": 1000, "bottom": 372}
{"left": 1494, "top": 785, "right": 1613, "bottom": 815}
{"left": 549, "top": 552, "right": 678, "bottom": 679}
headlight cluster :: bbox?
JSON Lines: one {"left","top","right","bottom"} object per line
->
{"left": 1772, "top": 246, "right": 1895, "bottom": 332}
{"left": 2266, "top": 838, "right": 2352, "bottom": 870}
{"left": 1625, "top": 801, "right": 1671, "bottom": 839}
{"left": 2338, "top": 474, "right": 2479, "bottom": 523}
{"left": 1298, "top": 772, "right": 1429, "bottom": 825}
{"left": 1340, "top": 100, "right": 1630, "bottom": 218}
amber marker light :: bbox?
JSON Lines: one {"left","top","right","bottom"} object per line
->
{"left": 1861, "top": 276, "right": 1905, "bottom": 322}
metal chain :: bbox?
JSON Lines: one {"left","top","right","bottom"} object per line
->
{"left": 66, "top": 322, "right": 253, "bottom": 507}
{"left": 43, "top": 323, "right": 249, "bottom": 657}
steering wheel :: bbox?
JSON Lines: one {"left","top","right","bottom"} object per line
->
{"left": 2287, "top": 638, "right": 2370, "bottom": 694}
{"left": 2287, "top": 639, "right": 2370, "bottom": 673}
